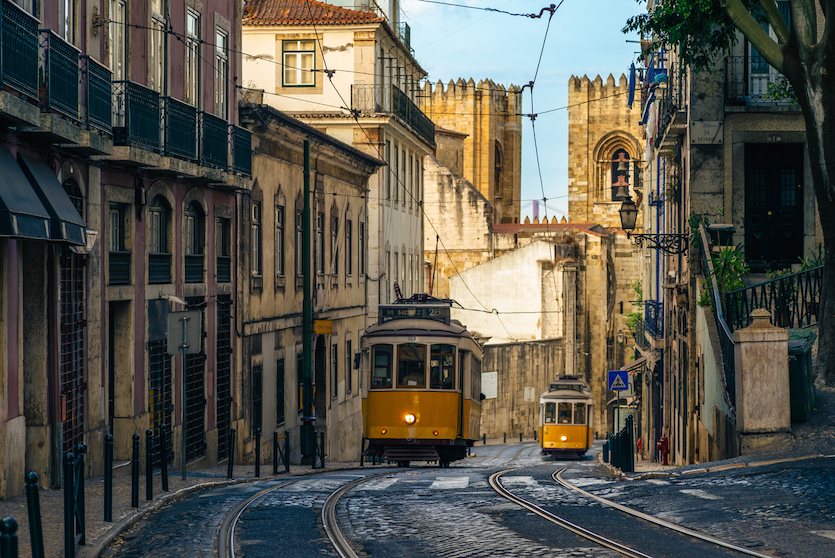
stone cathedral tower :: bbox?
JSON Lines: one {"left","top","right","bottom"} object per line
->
{"left": 420, "top": 79, "right": 523, "bottom": 223}
{"left": 567, "top": 74, "right": 644, "bottom": 229}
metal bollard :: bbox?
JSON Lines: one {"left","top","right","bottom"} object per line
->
{"left": 360, "top": 437, "right": 365, "bottom": 467}
{"left": 160, "top": 424, "right": 169, "bottom": 492}
{"left": 131, "top": 434, "right": 140, "bottom": 508}
{"left": 520, "top": 432, "right": 523, "bottom": 442}
{"left": 25, "top": 473, "right": 44, "bottom": 558}
{"left": 283, "top": 430, "right": 290, "bottom": 473}
{"left": 503, "top": 432, "right": 506, "bottom": 444}
{"left": 255, "top": 428, "right": 261, "bottom": 478}
{"left": 319, "top": 431, "right": 326, "bottom": 468}
{"left": 0, "top": 516, "right": 18, "bottom": 558}
{"left": 273, "top": 431, "right": 279, "bottom": 475}
{"left": 145, "top": 429, "right": 154, "bottom": 501}
{"left": 227, "top": 428, "right": 236, "bottom": 479}
{"left": 104, "top": 435, "right": 113, "bottom": 521}
{"left": 534, "top": 430, "right": 537, "bottom": 441}
{"left": 483, "top": 433, "right": 486, "bottom": 445}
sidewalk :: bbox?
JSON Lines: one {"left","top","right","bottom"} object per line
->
{"left": 0, "top": 459, "right": 379, "bottom": 558}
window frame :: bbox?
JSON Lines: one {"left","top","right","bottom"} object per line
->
{"left": 370, "top": 345, "right": 393, "bottom": 389}
{"left": 397, "top": 343, "right": 427, "bottom": 389}
{"left": 185, "top": 8, "right": 201, "bottom": 107}
{"left": 215, "top": 27, "right": 229, "bottom": 118}
{"left": 295, "top": 210, "right": 303, "bottom": 277}
{"left": 148, "top": 198, "right": 168, "bottom": 255}
{"left": 275, "top": 204, "right": 285, "bottom": 277}
{"left": 282, "top": 39, "right": 316, "bottom": 87}
{"left": 251, "top": 202, "right": 262, "bottom": 277}
{"left": 359, "top": 222, "right": 366, "bottom": 276}
{"left": 345, "top": 339, "right": 352, "bottom": 394}
{"left": 276, "top": 358, "right": 285, "bottom": 426}
{"left": 149, "top": 0, "right": 166, "bottom": 94}
{"left": 331, "top": 343, "right": 338, "bottom": 399}
{"left": 108, "top": 0, "right": 128, "bottom": 81}
{"left": 345, "top": 219, "right": 353, "bottom": 277}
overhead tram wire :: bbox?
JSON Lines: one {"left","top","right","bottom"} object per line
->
{"left": 413, "top": 1, "right": 559, "bottom": 19}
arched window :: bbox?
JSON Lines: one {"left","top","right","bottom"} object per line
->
{"left": 184, "top": 201, "right": 205, "bottom": 283}
{"left": 494, "top": 141, "right": 503, "bottom": 199}
{"left": 149, "top": 196, "right": 171, "bottom": 284}
{"left": 611, "top": 149, "right": 630, "bottom": 201}
{"left": 62, "top": 177, "right": 84, "bottom": 217}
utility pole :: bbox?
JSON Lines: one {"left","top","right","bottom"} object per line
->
{"left": 301, "top": 140, "right": 315, "bottom": 460}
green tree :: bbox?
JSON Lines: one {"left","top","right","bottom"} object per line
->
{"left": 625, "top": 0, "right": 834, "bottom": 383}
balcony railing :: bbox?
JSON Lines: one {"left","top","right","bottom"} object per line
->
{"left": 80, "top": 55, "right": 112, "bottom": 133}
{"left": 216, "top": 255, "right": 231, "bottom": 283}
{"left": 149, "top": 253, "right": 172, "bottom": 284}
{"left": 725, "top": 56, "right": 796, "bottom": 106}
{"left": 109, "top": 251, "right": 131, "bottom": 285}
{"left": 699, "top": 224, "right": 737, "bottom": 409}
{"left": 644, "top": 300, "right": 664, "bottom": 339}
{"left": 2, "top": 0, "right": 39, "bottom": 99}
{"left": 40, "top": 30, "right": 79, "bottom": 120}
{"left": 163, "top": 97, "right": 198, "bottom": 161}
{"left": 633, "top": 318, "right": 651, "bottom": 352}
{"left": 231, "top": 125, "right": 252, "bottom": 176}
{"left": 185, "top": 254, "right": 204, "bottom": 283}
{"left": 200, "top": 112, "right": 227, "bottom": 169}
{"left": 113, "top": 80, "right": 161, "bottom": 151}
{"left": 725, "top": 266, "right": 823, "bottom": 332}
{"left": 351, "top": 84, "right": 435, "bottom": 146}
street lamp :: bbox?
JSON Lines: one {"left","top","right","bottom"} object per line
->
{"left": 618, "top": 195, "right": 688, "bottom": 255}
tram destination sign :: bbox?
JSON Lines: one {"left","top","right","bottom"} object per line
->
{"left": 380, "top": 304, "right": 450, "bottom": 324}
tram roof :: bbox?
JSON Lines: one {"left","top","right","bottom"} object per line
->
{"left": 364, "top": 317, "right": 470, "bottom": 338}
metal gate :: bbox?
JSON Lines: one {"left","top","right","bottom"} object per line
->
{"left": 148, "top": 339, "right": 173, "bottom": 469}
{"left": 184, "top": 297, "right": 206, "bottom": 462}
{"left": 216, "top": 295, "right": 232, "bottom": 460}
{"left": 60, "top": 247, "right": 86, "bottom": 454}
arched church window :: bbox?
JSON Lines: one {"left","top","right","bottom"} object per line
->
{"left": 611, "top": 149, "right": 630, "bottom": 201}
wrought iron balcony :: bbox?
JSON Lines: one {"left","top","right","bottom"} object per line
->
{"left": 109, "top": 251, "right": 131, "bottom": 285}
{"left": 725, "top": 265, "right": 823, "bottom": 332}
{"left": 163, "top": 97, "right": 198, "bottom": 161}
{"left": 1, "top": 0, "right": 38, "bottom": 100}
{"left": 185, "top": 254, "right": 204, "bottom": 283}
{"left": 632, "top": 318, "right": 651, "bottom": 352}
{"left": 231, "top": 125, "right": 252, "bottom": 176}
{"left": 80, "top": 55, "right": 112, "bottom": 133}
{"left": 351, "top": 84, "right": 435, "bottom": 146}
{"left": 39, "top": 30, "right": 79, "bottom": 120}
{"left": 216, "top": 255, "right": 231, "bottom": 283}
{"left": 149, "top": 253, "right": 172, "bottom": 284}
{"left": 113, "top": 80, "right": 161, "bottom": 151}
{"left": 725, "top": 56, "right": 796, "bottom": 107}
{"left": 644, "top": 300, "right": 664, "bottom": 339}
{"left": 200, "top": 111, "right": 227, "bottom": 169}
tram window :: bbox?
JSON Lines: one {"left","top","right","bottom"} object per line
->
{"left": 545, "top": 402, "right": 556, "bottom": 423}
{"left": 397, "top": 344, "right": 426, "bottom": 387}
{"left": 471, "top": 357, "right": 481, "bottom": 399}
{"left": 430, "top": 344, "right": 455, "bottom": 389}
{"left": 458, "top": 350, "right": 468, "bottom": 391}
{"left": 371, "top": 345, "right": 393, "bottom": 388}
{"left": 558, "top": 403, "right": 572, "bottom": 424}
{"left": 574, "top": 403, "right": 586, "bottom": 425}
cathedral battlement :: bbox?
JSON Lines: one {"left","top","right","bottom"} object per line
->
{"left": 421, "top": 78, "right": 522, "bottom": 112}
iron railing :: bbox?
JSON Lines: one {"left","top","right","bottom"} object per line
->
{"left": 162, "top": 97, "right": 198, "bottom": 161}
{"left": 2, "top": 0, "right": 39, "bottom": 99}
{"left": 184, "top": 254, "right": 204, "bottom": 283}
{"left": 40, "top": 30, "right": 80, "bottom": 120}
{"left": 654, "top": 62, "right": 686, "bottom": 146}
{"left": 725, "top": 56, "right": 796, "bottom": 106}
{"left": 231, "top": 125, "right": 252, "bottom": 176}
{"left": 725, "top": 265, "right": 823, "bottom": 332}
{"left": 216, "top": 255, "right": 231, "bottom": 283}
{"left": 80, "top": 55, "right": 112, "bottom": 133}
{"left": 108, "top": 251, "right": 131, "bottom": 285}
{"left": 200, "top": 111, "right": 227, "bottom": 169}
{"left": 148, "top": 253, "right": 171, "bottom": 284}
{"left": 699, "top": 224, "right": 736, "bottom": 409}
{"left": 644, "top": 300, "right": 664, "bottom": 339}
{"left": 351, "top": 84, "right": 435, "bottom": 146}
{"left": 632, "top": 318, "right": 651, "bottom": 352}
{"left": 113, "top": 80, "right": 161, "bottom": 150}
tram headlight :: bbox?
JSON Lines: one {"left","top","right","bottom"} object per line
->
{"left": 381, "top": 428, "right": 387, "bottom": 435}
{"left": 560, "top": 435, "right": 568, "bottom": 442}
{"left": 404, "top": 413, "right": 416, "bottom": 424}
{"left": 433, "top": 430, "right": 439, "bottom": 436}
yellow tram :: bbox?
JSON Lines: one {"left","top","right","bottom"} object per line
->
{"left": 361, "top": 294, "right": 483, "bottom": 467}
{"left": 538, "top": 376, "right": 594, "bottom": 457}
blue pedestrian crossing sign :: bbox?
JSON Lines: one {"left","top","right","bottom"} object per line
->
{"left": 608, "top": 370, "right": 629, "bottom": 391}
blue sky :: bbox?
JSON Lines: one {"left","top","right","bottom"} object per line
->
{"left": 401, "top": 0, "right": 642, "bottom": 220}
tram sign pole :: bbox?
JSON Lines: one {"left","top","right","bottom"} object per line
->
{"left": 167, "top": 310, "right": 201, "bottom": 479}
{"left": 301, "top": 139, "right": 315, "bottom": 459}
{"left": 608, "top": 370, "right": 628, "bottom": 433}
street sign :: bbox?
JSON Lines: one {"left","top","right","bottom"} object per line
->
{"left": 608, "top": 370, "right": 629, "bottom": 391}
{"left": 166, "top": 310, "right": 202, "bottom": 355}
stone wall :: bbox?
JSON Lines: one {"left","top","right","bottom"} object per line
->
{"left": 480, "top": 339, "right": 564, "bottom": 439}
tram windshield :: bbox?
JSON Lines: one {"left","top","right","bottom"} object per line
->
{"left": 544, "top": 401, "right": 588, "bottom": 425}
{"left": 371, "top": 345, "right": 393, "bottom": 388}
{"left": 430, "top": 344, "right": 455, "bottom": 389}
{"left": 545, "top": 403, "right": 556, "bottom": 423}
{"left": 558, "top": 403, "right": 572, "bottom": 424}
{"left": 398, "top": 344, "right": 426, "bottom": 388}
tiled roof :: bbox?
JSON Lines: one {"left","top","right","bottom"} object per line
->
{"left": 491, "top": 222, "right": 600, "bottom": 235}
{"left": 244, "top": 0, "right": 384, "bottom": 26}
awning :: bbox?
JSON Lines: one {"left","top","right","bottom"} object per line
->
{"left": 0, "top": 146, "right": 51, "bottom": 240}
{"left": 624, "top": 356, "right": 647, "bottom": 373}
{"left": 18, "top": 153, "right": 86, "bottom": 246}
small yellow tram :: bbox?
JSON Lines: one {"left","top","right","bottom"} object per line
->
{"left": 361, "top": 294, "right": 483, "bottom": 467}
{"left": 538, "top": 376, "right": 594, "bottom": 457}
